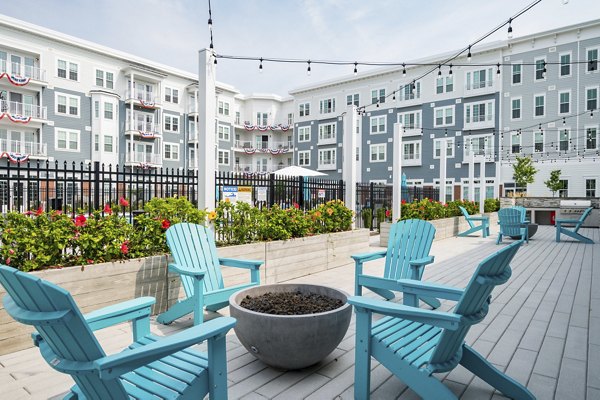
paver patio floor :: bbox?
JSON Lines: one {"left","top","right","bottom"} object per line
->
{"left": 0, "top": 225, "right": 598, "bottom": 399}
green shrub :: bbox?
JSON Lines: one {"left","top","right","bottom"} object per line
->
{"left": 361, "top": 207, "right": 372, "bottom": 229}
{"left": 484, "top": 198, "right": 500, "bottom": 213}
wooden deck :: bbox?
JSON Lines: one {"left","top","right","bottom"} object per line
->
{"left": 0, "top": 225, "right": 598, "bottom": 399}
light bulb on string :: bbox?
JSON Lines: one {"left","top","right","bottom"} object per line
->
{"left": 563, "top": 117, "right": 566, "bottom": 125}
{"left": 376, "top": 102, "right": 380, "bottom": 108}
{"left": 542, "top": 60, "right": 547, "bottom": 77}
{"left": 402, "top": 63, "right": 406, "bottom": 77}
{"left": 496, "top": 63, "right": 501, "bottom": 75}
{"left": 392, "top": 92, "right": 396, "bottom": 101}
{"left": 208, "top": 17, "right": 212, "bottom": 27}
{"left": 591, "top": 109, "right": 594, "bottom": 118}
{"left": 467, "top": 46, "right": 472, "bottom": 61}
{"left": 507, "top": 18, "right": 513, "bottom": 39}
{"left": 259, "top": 57, "right": 263, "bottom": 73}
{"left": 449, "top": 63, "right": 453, "bottom": 75}
{"left": 307, "top": 60, "right": 311, "bottom": 76}
{"left": 438, "top": 65, "right": 442, "bottom": 76}
{"left": 213, "top": 57, "right": 217, "bottom": 65}
{"left": 353, "top": 62, "right": 358, "bottom": 76}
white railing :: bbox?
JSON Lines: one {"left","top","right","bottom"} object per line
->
{"left": 125, "top": 89, "right": 159, "bottom": 104}
{"left": 0, "top": 139, "right": 47, "bottom": 156}
{"left": 464, "top": 112, "right": 494, "bottom": 129}
{"left": 125, "top": 152, "right": 161, "bottom": 165}
{"left": 125, "top": 121, "right": 160, "bottom": 136}
{"left": 232, "top": 140, "right": 293, "bottom": 150}
{"left": 0, "top": 100, "right": 47, "bottom": 120}
{"left": 233, "top": 140, "right": 253, "bottom": 149}
{"left": 466, "top": 80, "right": 494, "bottom": 90}
{"left": 233, "top": 164, "right": 279, "bottom": 173}
{"left": 0, "top": 60, "right": 46, "bottom": 82}
{"left": 271, "top": 141, "right": 293, "bottom": 149}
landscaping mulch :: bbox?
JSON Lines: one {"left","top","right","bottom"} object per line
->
{"left": 240, "top": 291, "right": 343, "bottom": 315}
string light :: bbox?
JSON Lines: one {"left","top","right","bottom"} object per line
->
{"left": 307, "top": 60, "right": 311, "bottom": 76}
{"left": 467, "top": 46, "right": 472, "bottom": 61}
{"left": 449, "top": 63, "right": 453, "bottom": 75}
{"left": 438, "top": 64, "right": 442, "bottom": 76}
{"left": 496, "top": 63, "right": 501, "bottom": 75}
{"left": 353, "top": 62, "right": 358, "bottom": 75}
{"left": 259, "top": 57, "right": 263, "bottom": 73}
{"left": 507, "top": 18, "right": 513, "bottom": 39}
{"left": 542, "top": 60, "right": 547, "bottom": 77}
{"left": 402, "top": 63, "right": 406, "bottom": 77}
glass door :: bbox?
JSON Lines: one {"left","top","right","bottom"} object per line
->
{"left": 10, "top": 55, "right": 22, "bottom": 76}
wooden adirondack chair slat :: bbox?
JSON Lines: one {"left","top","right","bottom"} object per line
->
{"left": 497, "top": 208, "right": 528, "bottom": 244}
{"left": 458, "top": 206, "right": 490, "bottom": 238}
{"left": 555, "top": 206, "right": 594, "bottom": 244}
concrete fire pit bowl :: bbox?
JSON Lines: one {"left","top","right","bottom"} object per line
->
{"left": 229, "top": 283, "right": 352, "bottom": 370}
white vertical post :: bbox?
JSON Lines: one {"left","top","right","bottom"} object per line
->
{"left": 197, "top": 49, "right": 216, "bottom": 210}
{"left": 392, "top": 123, "right": 403, "bottom": 221}
{"left": 129, "top": 73, "right": 134, "bottom": 143}
{"left": 468, "top": 151, "right": 475, "bottom": 202}
{"left": 479, "top": 160, "right": 486, "bottom": 214}
{"left": 343, "top": 106, "right": 358, "bottom": 229}
{"left": 439, "top": 139, "right": 447, "bottom": 203}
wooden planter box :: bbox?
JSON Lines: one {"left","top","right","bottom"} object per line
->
{"left": 0, "top": 229, "right": 369, "bottom": 356}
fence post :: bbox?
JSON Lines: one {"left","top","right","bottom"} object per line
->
{"left": 338, "top": 179, "right": 344, "bottom": 202}
{"left": 298, "top": 176, "right": 304, "bottom": 208}
{"left": 93, "top": 161, "right": 100, "bottom": 211}
{"left": 369, "top": 181, "right": 374, "bottom": 231}
{"left": 268, "top": 173, "right": 275, "bottom": 207}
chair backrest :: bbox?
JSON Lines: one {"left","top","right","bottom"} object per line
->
{"left": 384, "top": 219, "right": 435, "bottom": 281}
{"left": 458, "top": 206, "right": 474, "bottom": 228}
{"left": 427, "top": 240, "right": 522, "bottom": 372}
{"left": 498, "top": 208, "right": 523, "bottom": 236}
{"left": 0, "top": 265, "right": 128, "bottom": 399}
{"left": 574, "top": 207, "right": 593, "bottom": 231}
{"left": 166, "top": 223, "right": 224, "bottom": 298}
{"left": 511, "top": 206, "right": 527, "bottom": 223}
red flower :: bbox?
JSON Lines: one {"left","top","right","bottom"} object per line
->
{"left": 87, "top": 259, "right": 94, "bottom": 264}
{"left": 35, "top": 206, "right": 44, "bottom": 216}
{"left": 9, "top": 249, "right": 15, "bottom": 255}
{"left": 120, "top": 241, "right": 129, "bottom": 254}
{"left": 24, "top": 210, "right": 33, "bottom": 216}
{"left": 293, "top": 202, "right": 300, "bottom": 209}
{"left": 5, "top": 258, "right": 10, "bottom": 265}
{"left": 401, "top": 200, "right": 407, "bottom": 204}
{"left": 161, "top": 219, "right": 171, "bottom": 229}
{"left": 119, "top": 197, "right": 129, "bottom": 207}
{"left": 385, "top": 209, "right": 391, "bottom": 217}
{"left": 103, "top": 203, "right": 113, "bottom": 214}
{"left": 74, "top": 214, "right": 87, "bottom": 227}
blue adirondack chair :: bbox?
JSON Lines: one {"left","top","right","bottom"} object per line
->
{"left": 497, "top": 207, "right": 528, "bottom": 244}
{"left": 512, "top": 206, "right": 530, "bottom": 223}
{"left": 0, "top": 265, "right": 235, "bottom": 400}
{"left": 352, "top": 219, "right": 439, "bottom": 309}
{"left": 555, "top": 207, "right": 594, "bottom": 244}
{"left": 457, "top": 206, "right": 490, "bottom": 238}
{"left": 158, "top": 223, "right": 263, "bottom": 326}
{"left": 350, "top": 240, "right": 534, "bottom": 400}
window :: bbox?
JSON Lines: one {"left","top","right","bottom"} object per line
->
{"left": 401, "top": 82, "right": 420, "bottom": 100}
{"left": 299, "top": 102, "right": 310, "bottom": 117}
{"left": 535, "top": 58, "right": 546, "bottom": 80}
{"left": 512, "top": 64, "right": 522, "bottom": 85}
{"left": 218, "top": 100, "right": 230, "bottom": 115}
{"left": 371, "top": 89, "right": 385, "bottom": 104}
{"left": 164, "top": 115, "right": 179, "bottom": 132}
{"left": 218, "top": 124, "right": 230, "bottom": 141}
{"left": 370, "top": 115, "right": 386, "bottom": 134}
{"left": 534, "top": 131, "right": 544, "bottom": 152}
{"left": 298, "top": 150, "right": 310, "bottom": 166}
{"left": 586, "top": 88, "right": 598, "bottom": 111}
{"left": 511, "top": 132, "right": 521, "bottom": 154}
{"left": 403, "top": 141, "right": 421, "bottom": 165}
{"left": 319, "top": 98, "right": 336, "bottom": 114}
{"left": 559, "top": 129, "right": 570, "bottom": 151}
{"left": 94, "top": 101, "right": 99, "bottom": 118}
{"left": 559, "top": 53, "right": 571, "bottom": 77}
{"left": 465, "top": 101, "right": 494, "bottom": 124}
{"left": 445, "top": 76, "right": 453, "bottom": 92}
{"left": 94, "top": 134, "right": 99, "bottom": 152}
{"left": 287, "top": 113, "right": 293, "bottom": 125}
{"left": 217, "top": 150, "right": 230, "bottom": 165}
{"left": 436, "top": 76, "right": 453, "bottom": 94}
{"left": 235, "top": 111, "right": 240, "bottom": 125}
{"left": 57, "top": 59, "right": 78, "bottom": 81}
{"left": 256, "top": 112, "right": 268, "bottom": 125}
{"left": 104, "top": 135, "right": 113, "bottom": 152}
{"left": 586, "top": 179, "right": 596, "bottom": 198}
{"left": 370, "top": 143, "right": 386, "bottom": 162}
{"left": 558, "top": 180, "right": 568, "bottom": 197}
{"left": 346, "top": 93, "right": 359, "bottom": 106}
{"left": 165, "top": 88, "right": 179, "bottom": 104}
{"left": 55, "top": 93, "right": 80, "bottom": 117}
{"left": 464, "top": 135, "right": 493, "bottom": 158}
{"left": 586, "top": 127, "right": 598, "bottom": 150}
{"left": 318, "top": 123, "right": 336, "bottom": 143}
{"left": 104, "top": 102, "right": 113, "bottom": 119}
{"left": 298, "top": 126, "right": 311, "bottom": 142}
{"left": 587, "top": 48, "right": 598, "bottom": 72}
{"left": 318, "top": 148, "right": 336, "bottom": 169}
{"left": 534, "top": 94, "right": 545, "bottom": 117}
{"left": 466, "top": 68, "right": 493, "bottom": 90}
{"left": 559, "top": 91, "right": 570, "bottom": 114}
{"left": 95, "top": 70, "right": 114, "bottom": 89}
{"left": 398, "top": 111, "right": 421, "bottom": 131}
{"left": 436, "top": 77, "right": 444, "bottom": 94}
{"left": 55, "top": 128, "right": 79, "bottom": 151}
{"left": 511, "top": 98, "right": 521, "bottom": 120}
{"left": 434, "top": 138, "right": 455, "bottom": 158}
{"left": 434, "top": 106, "right": 454, "bottom": 127}
{"left": 164, "top": 143, "right": 180, "bottom": 160}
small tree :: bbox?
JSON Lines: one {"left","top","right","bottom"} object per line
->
{"left": 544, "top": 169, "right": 564, "bottom": 197}
{"left": 512, "top": 156, "right": 538, "bottom": 193}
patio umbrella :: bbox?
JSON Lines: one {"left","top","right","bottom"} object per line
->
{"left": 273, "top": 165, "right": 326, "bottom": 177}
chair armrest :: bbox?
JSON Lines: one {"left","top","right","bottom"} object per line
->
{"left": 84, "top": 297, "right": 156, "bottom": 332}
{"left": 409, "top": 256, "right": 434, "bottom": 267}
{"left": 349, "top": 296, "right": 461, "bottom": 330}
{"left": 95, "top": 317, "right": 237, "bottom": 379}
{"left": 219, "top": 258, "right": 263, "bottom": 270}
{"left": 468, "top": 216, "right": 489, "bottom": 221}
{"left": 351, "top": 250, "right": 387, "bottom": 263}
{"left": 555, "top": 219, "right": 580, "bottom": 225}
{"left": 396, "top": 279, "right": 464, "bottom": 301}
{"left": 168, "top": 263, "right": 206, "bottom": 277}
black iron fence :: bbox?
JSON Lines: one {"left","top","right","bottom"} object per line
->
{"left": 215, "top": 171, "right": 344, "bottom": 210}
{"left": 0, "top": 160, "right": 197, "bottom": 219}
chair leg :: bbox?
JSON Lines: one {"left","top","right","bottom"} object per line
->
{"left": 460, "top": 345, "right": 535, "bottom": 400}
{"left": 556, "top": 225, "right": 561, "bottom": 242}
{"left": 206, "top": 301, "right": 229, "bottom": 313}
{"left": 157, "top": 298, "right": 194, "bottom": 325}
{"left": 496, "top": 233, "right": 502, "bottom": 245}
{"left": 354, "top": 310, "right": 372, "bottom": 400}
{"left": 561, "top": 229, "right": 594, "bottom": 244}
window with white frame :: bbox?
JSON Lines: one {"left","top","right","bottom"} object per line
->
{"left": 319, "top": 98, "right": 336, "bottom": 114}
{"left": 559, "top": 129, "right": 570, "bottom": 151}
{"left": 511, "top": 98, "right": 521, "bottom": 120}
{"left": 318, "top": 123, "right": 336, "bottom": 143}
{"left": 235, "top": 111, "right": 240, "bottom": 125}
{"left": 94, "top": 101, "right": 99, "bottom": 118}
{"left": 401, "top": 82, "right": 420, "bottom": 100}
{"left": 586, "top": 179, "right": 596, "bottom": 198}
{"left": 434, "top": 138, "right": 455, "bottom": 158}
{"left": 587, "top": 47, "right": 598, "bottom": 72}
{"left": 318, "top": 148, "right": 336, "bottom": 169}
{"left": 346, "top": 93, "right": 359, "bottom": 106}
{"left": 217, "top": 150, "right": 230, "bottom": 165}
{"left": 369, "top": 143, "right": 386, "bottom": 162}
{"left": 95, "top": 69, "right": 114, "bottom": 89}
{"left": 104, "top": 135, "right": 113, "bottom": 152}
{"left": 370, "top": 115, "right": 386, "bottom": 134}
{"left": 559, "top": 53, "right": 571, "bottom": 77}
{"left": 371, "top": 89, "right": 385, "bottom": 104}
{"left": 534, "top": 57, "right": 546, "bottom": 80}
{"left": 434, "top": 105, "right": 454, "bottom": 127}
{"left": 512, "top": 63, "right": 522, "bottom": 85}
{"left": 534, "top": 131, "right": 544, "bottom": 152}
{"left": 558, "top": 179, "right": 569, "bottom": 197}
{"left": 463, "top": 135, "right": 493, "bottom": 158}
{"left": 55, "top": 93, "right": 79, "bottom": 117}
{"left": 299, "top": 102, "right": 310, "bottom": 117}
{"left": 218, "top": 100, "right": 230, "bottom": 115}
{"left": 57, "top": 59, "right": 78, "bottom": 81}
{"left": 511, "top": 132, "right": 521, "bottom": 153}
{"left": 436, "top": 76, "right": 453, "bottom": 94}
{"left": 586, "top": 87, "right": 598, "bottom": 111}
{"left": 433, "top": 179, "right": 454, "bottom": 203}
{"left": 256, "top": 112, "right": 268, "bottom": 125}
{"left": 164, "top": 114, "right": 179, "bottom": 132}
{"left": 298, "top": 126, "right": 311, "bottom": 142}
{"left": 104, "top": 102, "right": 113, "bottom": 119}
{"left": 218, "top": 124, "right": 230, "bottom": 141}
{"left": 298, "top": 150, "right": 310, "bottom": 166}
{"left": 164, "top": 87, "right": 179, "bottom": 104}
{"left": 534, "top": 94, "right": 545, "bottom": 117}
{"left": 55, "top": 128, "right": 79, "bottom": 151}
{"left": 164, "top": 143, "right": 180, "bottom": 160}
{"left": 398, "top": 111, "right": 421, "bottom": 130}
{"left": 94, "top": 134, "right": 99, "bottom": 152}
{"left": 586, "top": 127, "right": 598, "bottom": 150}
{"left": 466, "top": 68, "right": 493, "bottom": 90}
{"left": 558, "top": 91, "right": 570, "bottom": 114}
{"left": 403, "top": 140, "right": 421, "bottom": 165}
{"left": 287, "top": 113, "right": 293, "bottom": 125}
{"left": 465, "top": 101, "right": 493, "bottom": 124}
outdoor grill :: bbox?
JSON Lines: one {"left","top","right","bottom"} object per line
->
{"left": 558, "top": 200, "right": 596, "bottom": 228}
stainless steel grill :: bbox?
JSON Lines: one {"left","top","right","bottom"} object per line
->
{"left": 558, "top": 200, "right": 596, "bottom": 227}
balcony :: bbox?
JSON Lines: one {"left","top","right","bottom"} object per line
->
{"left": 401, "top": 124, "right": 422, "bottom": 137}
{"left": 125, "top": 121, "right": 161, "bottom": 139}
{"left": 0, "top": 60, "right": 46, "bottom": 84}
{"left": 125, "top": 89, "right": 161, "bottom": 109}
{"left": 233, "top": 164, "right": 282, "bottom": 174}
{"left": 464, "top": 79, "right": 497, "bottom": 97}
{"left": 125, "top": 151, "right": 162, "bottom": 167}
{"left": 188, "top": 102, "right": 198, "bottom": 116}
{"left": 464, "top": 113, "right": 495, "bottom": 130}
{"left": 0, "top": 100, "right": 47, "bottom": 122}
{"left": 0, "top": 139, "right": 47, "bottom": 157}
{"left": 232, "top": 140, "right": 293, "bottom": 154}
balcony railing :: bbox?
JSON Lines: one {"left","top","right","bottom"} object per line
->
{"left": 233, "top": 164, "right": 284, "bottom": 174}
{"left": 0, "top": 139, "right": 47, "bottom": 156}
{"left": 0, "top": 100, "right": 47, "bottom": 120}
{"left": 465, "top": 80, "right": 494, "bottom": 91}
{"left": 125, "top": 89, "right": 160, "bottom": 105}
{"left": 0, "top": 60, "right": 46, "bottom": 82}
{"left": 125, "top": 152, "right": 161, "bottom": 165}
{"left": 233, "top": 140, "right": 293, "bottom": 152}
{"left": 125, "top": 121, "right": 161, "bottom": 137}
{"left": 464, "top": 112, "right": 494, "bottom": 129}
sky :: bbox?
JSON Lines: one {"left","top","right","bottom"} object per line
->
{"left": 3, "top": 0, "right": 600, "bottom": 97}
